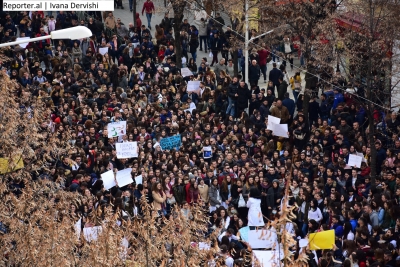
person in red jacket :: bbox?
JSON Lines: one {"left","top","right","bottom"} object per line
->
{"left": 258, "top": 43, "right": 270, "bottom": 83}
{"left": 136, "top": 13, "right": 142, "bottom": 31}
{"left": 142, "top": 0, "right": 155, "bottom": 30}
{"left": 35, "top": 27, "right": 51, "bottom": 49}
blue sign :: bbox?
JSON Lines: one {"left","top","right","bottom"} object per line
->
{"left": 160, "top": 134, "right": 182, "bottom": 150}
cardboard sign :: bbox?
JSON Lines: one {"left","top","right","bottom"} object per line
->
{"left": 116, "top": 142, "right": 138, "bottom": 158}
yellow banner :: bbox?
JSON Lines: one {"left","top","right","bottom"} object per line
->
{"left": 309, "top": 230, "right": 335, "bottom": 250}
{"left": 0, "top": 156, "right": 24, "bottom": 174}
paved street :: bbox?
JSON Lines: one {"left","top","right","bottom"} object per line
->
{"left": 113, "top": 0, "right": 303, "bottom": 97}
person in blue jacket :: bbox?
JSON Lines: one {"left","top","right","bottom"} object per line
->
{"left": 332, "top": 87, "right": 344, "bottom": 109}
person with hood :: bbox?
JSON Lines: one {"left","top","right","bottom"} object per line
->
{"left": 155, "top": 25, "right": 166, "bottom": 45}
{"left": 267, "top": 179, "right": 281, "bottom": 218}
{"left": 277, "top": 75, "right": 288, "bottom": 101}
{"left": 247, "top": 187, "right": 264, "bottom": 226}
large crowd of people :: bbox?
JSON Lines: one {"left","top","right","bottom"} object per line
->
{"left": 1, "top": 5, "right": 400, "bottom": 267}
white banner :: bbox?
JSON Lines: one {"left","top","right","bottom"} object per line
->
{"left": 107, "top": 121, "right": 127, "bottom": 138}
{"left": 267, "top": 115, "right": 281, "bottom": 130}
{"left": 116, "top": 142, "right": 138, "bottom": 158}
{"left": 4, "top": 1, "right": 115, "bottom": 11}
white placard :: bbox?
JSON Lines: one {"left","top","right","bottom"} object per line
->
{"left": 116, "top": 142, "right": 138, "bottom": 158}
{"left": 135, "top": 175, "right": 143, "bottom": 185}
{"left": 16, "top": 37, "right": 30, "bottom": 48}
{"left": 248, "top": 229, "right": 278, "bottom": 249}
{"left": 107, "top": 121, "right": 127, "bottom": 138}
{"left": 357, "top": 152, "right": 367, "bottom": 162}
{"left": 74, "top": 218, "right": 81, "bottom": 240}
{"left": 83, "top": 226, "right": 103, "bottom": 242}
{"left": 203, "top": 146, "right": 212, "bottom": 159}
{"left": 270, "top": 123, "right": 289, "bottom": 138}
{"left": 101, "top": 170, "right": 116, "bottom": 190}
{"left": 181, "top": 67, "right": 193, "bottom": 77}
{"left": 267, "top": 115, "right": 281, "bottom": 130}
{"left": 187, "top": 81, "right": 201, "bottom": 92}
{"left": 252, "top": 250, "right": 284, "bottom": 267}
{"left": 198, "top": 242, "right": 211, "bottom": 250}
{"left": 348, "top": 154, "right": 362, "bottom": 168}
{"left": 116, "top": 168, "right": 133, "bottom": 187}
{"left": 99, "top": 47, "right": 108, "bottom": 55}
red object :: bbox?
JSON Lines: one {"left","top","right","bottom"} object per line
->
{"left": 136, "top": 13, "right": 142, "bottom": 30}
{"left": 35, "top": 32, "right": 51, "bottom": 49}
{"left": 54, "top": 117, "right": 61, "bottom": 124}
{"left": 142, "top": 1, "right": 155, "bottom": 15}
{"left": 257, "top": 49, "right": 269, "bottom": 66}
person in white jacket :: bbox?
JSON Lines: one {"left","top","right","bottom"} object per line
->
{"left": 247, "top": 188, "right": 265, "bottom": 227}
{"left": 308, "top": 199, "right": 323, "bottom": 224}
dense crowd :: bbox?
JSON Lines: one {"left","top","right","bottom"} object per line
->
{"left": 1, "top": 6, "right": 400, "bottom": 267}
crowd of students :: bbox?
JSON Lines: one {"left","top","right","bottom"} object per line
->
{"left": 1, "top": 7, "right": 400, "bottom": 267}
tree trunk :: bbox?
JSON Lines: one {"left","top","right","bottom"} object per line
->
{"left": 172, "top": 1, "right": 185, "bottom": 68}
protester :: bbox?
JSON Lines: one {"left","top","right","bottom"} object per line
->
{"left": 2, "top": 9, "right": 400, "bottom": 267}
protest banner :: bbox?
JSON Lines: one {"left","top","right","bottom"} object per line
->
{"left": 107, "top": 121, "right": 127, "bottom": 138}
{"left": 160, "top": 134, "right": 181, "bottom": 150}
{"left": 187, "top": 81, "right": 201, "bottom": 92}
{"left": 181, "top": 67, "right": 193, "bottom": 77}
{"left": 0, "top": 156, "right": 24, "bottom": 174}
{"left": 309, "top": 230, "right": 335, "bottom": 250}
{"left": 116, "top": 142, "right": 138, "bottom": 158}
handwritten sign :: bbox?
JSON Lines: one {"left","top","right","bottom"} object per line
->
{"left": 160, "top": 134, "right": 181, "bottom": 150}
{"left": 107, "top": 121, "right": 127, "bottom": 138}
{"left": 116, "top": 142, "right": 138, "bottom": 158}
{"left": 187, "top": 81, "right": 201, "bottom": 92}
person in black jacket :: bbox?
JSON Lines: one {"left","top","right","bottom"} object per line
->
{"left": 248, "top": 60, "right": 261, "bottom": 86}
{"left": 210, "top": 32, "right": 223, "bottom": 66}
{"left": 227, "top": 77, "right": 239, "bottom": 117}
{"left": 236, "top": 80, "right": 251, "bottom": 116}
{"left": 269, "top": 62, "right": 283, "bottom": 92}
